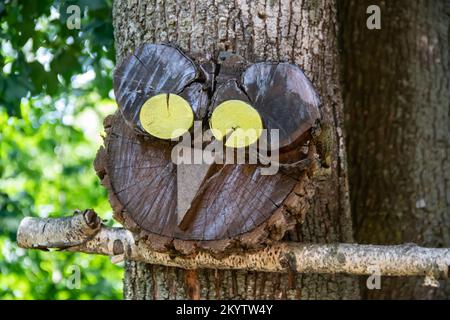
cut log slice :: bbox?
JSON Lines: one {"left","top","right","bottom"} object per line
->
{"left": 113, "top": 44, "right": 199, "bottom": 132}
{"left": 180, "top": 82, "right": 209, "bottom": 120}
{"left": 210, "top": 80, "right": 250, "bottom": 111}
{"left": 241, "top": 63, "right": 321, "bottom": 151}
{"left": 100, "top": 48, "right": 320, "bottom": 254}
{"left": 97, "top": 113, "right": 316, "bottom": 254}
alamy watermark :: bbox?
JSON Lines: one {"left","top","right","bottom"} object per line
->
{"left": 366, "top": 5, "right": 381, "bottom": 30}
{"left": 170, "top": 121, "right": 280, "bottom": 175}
{"left": 66, "top": 5, "right": 81, "bottom": 30}
{"left": 53, "top": 264, "right": 81, "bottom": 290}
{"left": 66, "top": 264, "right": 81, "bottom": 289}
{"left": 366, "top": 265, "right": 381, "bottom": 290}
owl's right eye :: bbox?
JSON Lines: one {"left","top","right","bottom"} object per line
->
{"left": 139, "top": 93, "right": 194, "bottom": 140}
{"left": 209, "top": 99, "right": 263, "bottom": 148}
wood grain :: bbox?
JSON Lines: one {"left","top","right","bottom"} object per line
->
{"left": 242, "top": 63, "right": 321, "bottom": 151}
{"left": 104, "top": 114, "right": 306, "bottom": 242}
{"left": 114, "top": 44, "right": 199, "bottom": 132}
{"left": 105, "top": 44, "right": 321, "bottom": 252}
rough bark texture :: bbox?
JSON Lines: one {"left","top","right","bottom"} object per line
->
{"left": 340, "top": 0, "right": 450, "bottom": 299}
{"left": 17, "top": 213, "right": 450, "bottom": 286}
{"left": 112, "top": 0, "right": 359, "bottom": 299}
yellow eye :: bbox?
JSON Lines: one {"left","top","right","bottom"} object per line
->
{"left": 210, "top": 100, "right": 263, "bottom": 148}
{"left": 139, "top": 93, "right": 194, "bottom": 139}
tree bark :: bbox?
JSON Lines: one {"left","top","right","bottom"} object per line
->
{"left": 340, "top": 0, "right": 450, "bottom": 299}
{"left": 17, "top": 213, "right": 450, "bottom": 285}
{"left": 112, "top": 0, "right": 359, "bottom": 299}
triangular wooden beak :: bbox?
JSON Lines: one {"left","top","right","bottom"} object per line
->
{"left": 176, "top": 157, "right": 214, "bottom": 230}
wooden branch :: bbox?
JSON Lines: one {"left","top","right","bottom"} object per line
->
{"left": 17, "top": 211, "right": 450, "bottom": 286}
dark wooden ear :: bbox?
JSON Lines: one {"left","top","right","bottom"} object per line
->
{"left": 113, "top": 44, "right": 200, "bottom": 131}
{"left": 240, "top": 62, "right": 321, "bottom": 151}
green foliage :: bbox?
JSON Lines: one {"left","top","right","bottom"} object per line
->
{"left": 0, "top": 0, "right": 114, "bottom": 117}
{"left": 0, "top": 0, "right": 122, "bottom": 299}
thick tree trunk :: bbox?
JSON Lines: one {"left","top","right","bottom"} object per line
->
{"left": 341, "top": 0, "right": 450, "bottom": 299}
{"left": 112, "top": 0, "right": 359, "bottom": 299}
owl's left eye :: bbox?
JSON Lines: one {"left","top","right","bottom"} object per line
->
{"left": 209, "top": 99, "right": 263, "bottom": 148}
{"left": 139, "top": 93, "right": 194, "bottom": 140}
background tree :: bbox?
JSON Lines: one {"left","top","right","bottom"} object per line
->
{"left": 340, "top": 0, "right": 449, "bottom": 299}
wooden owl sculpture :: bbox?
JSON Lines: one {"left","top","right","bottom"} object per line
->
{"left": 94, "top": 44, "right": 322, "bottom": 255}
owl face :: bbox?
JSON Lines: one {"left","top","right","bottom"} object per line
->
{"left": 109, "top": 43, "right": 321, "bottom": 252}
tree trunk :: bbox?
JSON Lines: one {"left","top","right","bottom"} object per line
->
{"left": 340, "top": 0, "right": 450, "bottom": 299}
{"left": 112, "top": 0, "right": 359, "bottom": 299}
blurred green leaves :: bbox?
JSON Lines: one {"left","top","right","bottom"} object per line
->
{"left": 0, "top": 0, "right": 114, "bottom": 117}
{"left": 0, "top": 0, "right": 122, "bottom": 299}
